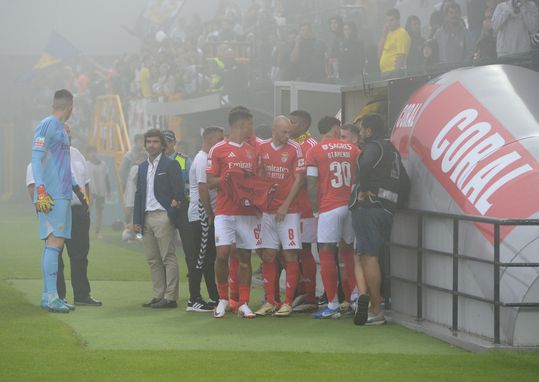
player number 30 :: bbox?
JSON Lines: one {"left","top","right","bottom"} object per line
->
{"left": 330, "top": 161, "right": 351, "bottom": 188}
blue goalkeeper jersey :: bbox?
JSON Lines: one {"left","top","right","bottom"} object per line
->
{"left": 31, "top": 115, "right": 73, "bottom": 201}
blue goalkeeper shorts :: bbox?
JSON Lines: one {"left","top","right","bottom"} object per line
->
{"left": 38, "top": 199, "right": 72, "bottom": 240}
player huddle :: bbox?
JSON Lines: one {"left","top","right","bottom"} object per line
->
{"left": 31, "top": 91, "right": 394, "bottom": 326}
{"left": 205, "top": 106, "right": 386, "bottom": 325}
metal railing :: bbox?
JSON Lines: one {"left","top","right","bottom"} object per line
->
{"left": 386, "top": 209, "right": 539, "bottom": 345}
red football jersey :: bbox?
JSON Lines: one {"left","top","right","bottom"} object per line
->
{"left": 305, "top": 138, "right": 360, "bottom": 213}
{"left": 295, "top": 135, "right": 318, "bottom": 218}
{"left": 207, "top": 139, "right": 258, "bottom": 216}
{"left": 258, "top": 139, "right": 305, "bottom": 213}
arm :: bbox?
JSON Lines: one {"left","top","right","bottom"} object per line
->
{"left": 394, "top": 54, "right": 407, "bottom": 70}
{"left": 119, "top": 153, "right": 132, "bottom": 186}
{"left": 169, "top": 160, "right": 185, "bottom": 206}
{"left": 357, "top": 143, "right": 382, "bottom": 199}
{"left": 491, "top": 3, "right": 512, "bottom": 33}
{"left": 26, "top": 164, "right": 35, "bottom": 202}
{"left": 31, "top": 128, "right": 54, "bottom": 212}
{"left": 290, "top": 35, "right": 302, "bottom": 64}
{"left": 199, "top": 182, "right": 214, "bottom": 224}
{"left": 133, "top": 167, "right": 142, "bottom": 231}
{"left": 276, "top": 172, "right": 306, "bottom": 222}
{"left": 523, "top": 2, "right": 539, "bottom": 33}
{"left": 105, "top": 171, "right": 111, "bottom": 196}
{"left": 207, "top": 174, "right": 221, "bottom": 190}
{"left": 27, "top": 184, "right": 35, "bottom": 202}
{"left": 306, "top": 175, "right": 319, "bottom": 215}
{"left": 378, "top": 27, "right": 390, "bottom": 59}
{"left": 394, "top": 30, "right": 410, "bottom": 70}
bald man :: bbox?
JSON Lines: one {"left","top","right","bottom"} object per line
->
{"left": 255, "top": 116, "right": 306, "bottom": 317}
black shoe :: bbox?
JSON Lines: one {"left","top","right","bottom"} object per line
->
{"left": 74, "top": 296, "right": 102, "bottom": 306}
{"left": 207, "top": 298, "right": 219, "bottom": 309}
{"left": 142, "top": 297, "right": 162, "bottom": 308}
{"left": 317, "top": 293, "right": 328, "bottom": 307}
{"left": 186, "top": 299, "right": 213, "bottom": 312}
{"left": 353, "top": 294, "right": 370, "bottom": 326}
{"left": 151, "top": 298, "right": 177, "bottom": 309}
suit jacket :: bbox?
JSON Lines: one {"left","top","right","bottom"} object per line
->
{"left": 133, "top": 154, "right": 185, "bottom": 232}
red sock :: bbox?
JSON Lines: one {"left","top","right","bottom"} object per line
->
{"left": 300, "top": 247, "right": 317, "bottom": 303}
{"left": 262, "top": 261, "right": 276, "bottom": 305}
{"left": 217, "top": 283, "right": 229, "bottom": 300}
{"left": 341, "top": 247, "right": 357, "bottom": 300}
{"left": 228, "top": 255, "right": 239, "bottom": 302}
{"left": 285, "top": 260, "right": 299, "bottom": 305}
{"left": 274, "top": 260, "right": 282, "bottom": 303}
{"left": 319, "top": 248, "right": 338, "bottom": 303}
{"left": 239, "top": 284, "right": 251, "bottom": 306}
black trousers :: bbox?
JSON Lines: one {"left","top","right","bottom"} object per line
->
{"left": 57, "top": 205, "right": 91, "bottom": 301}
{"left": 178, "top": 217, "right": 218, "bottom": 302}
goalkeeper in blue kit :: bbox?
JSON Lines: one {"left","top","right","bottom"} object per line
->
{"left": 31, "top": 89, "right": 84, "bottom": 313}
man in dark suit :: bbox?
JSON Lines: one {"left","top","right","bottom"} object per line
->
{"left": 133, "top": 129, "right": 185, "bottom": 309}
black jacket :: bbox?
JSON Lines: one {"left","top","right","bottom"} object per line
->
{"left": 133, "top": 155, "right": 185, "bottom": 232}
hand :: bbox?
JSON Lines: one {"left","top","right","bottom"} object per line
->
{"left": 171, "top": 199, "right": 181, "bottom": 208}
{"left": 224, "top": 172, "right": 231, "bottom": 183}
{"left": 357, "top": 191, "right": 366, "bottom": 202}
{"left": 35, "top": 185, "right": 54, "bottom": 213}
{"left": 72, "top": 185, "right": 89, "bottom": 212}
{"left": 207, "top": 213, "right": 215, "bottom": 225}
{"left": 133, "top": 224, "right": 142, "bottom": 233}
{"left": 268, "top": 183, "right": 278, "bottom": 194}
{"left": 275, "top": 204, "right": 288, "bottom": 223}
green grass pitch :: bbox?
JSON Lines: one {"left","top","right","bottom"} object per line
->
{"left": 0, "top": 203, "right": 538, "bottom": 381}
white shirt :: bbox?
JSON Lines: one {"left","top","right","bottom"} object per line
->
{"left": 145, "top": 153, "right": 166, "bottom": 212}
{"left": 26, "top": 146, "right": 90, "bottom": 205}
{"left": 87, "top": 159, "right": 109, "bottom": 197}
{"left": 188, "top": 150, "right": 217, "bottom": 222}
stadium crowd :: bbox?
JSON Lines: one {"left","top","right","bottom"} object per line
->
{"left": 31, "top": 0, "right": 539, "bottom": 142}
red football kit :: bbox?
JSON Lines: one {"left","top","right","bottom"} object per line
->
{"left": 207, "top": 139, "right": 258, "bottom": 216}
{"left": 258, "top": 139, "right": 305, "bottom": 213}
{"left": 306, "top": 138, "right": 360, "bottom": 306}
{"left": 305, "top": 138, "right": 361, "bottom": 213}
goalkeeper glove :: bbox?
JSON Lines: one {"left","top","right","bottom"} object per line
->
{"left": 36, "top": 185, "right": 54, "bottom": 213}
{"left": 72, "top": 185, "right": 89, "bottom": 210}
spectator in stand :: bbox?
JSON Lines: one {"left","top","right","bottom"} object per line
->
{"left": 151, "top": 63, "right": 176, "bottom": 98}
{"left": 290, "top": 22, "right": 328, "bottom": 83}
{"left": 272, "top": 29, "right": 299, "bottom": 81}
{"left": 467, "top": 0, "right": 489, "bottom": 43}
{"left": 378, "top": 8, "right": 411, "bottom": 76}
{"left": 433, "top": 2, "right": 473, "bottom": 64}
{"left": 474, "top": 5, "right": 499, "bottom": 63}
{"left": 405, "top": 15, "right": 426, "bottom": 73}
{"left": 423, "top": 38, "right": 440, "bottom": 71}
{"left": 218, "top": 16, "right": 241, "bottom": 42}
{"left": 139, "top": 57, "right": 152, "bottom": 98}
{"left": 336, "top": 22, "right": 366, "bottom": 83}
{"left": 328, "top": 15, "right": 345, "bottom": 81}
{"left": 491, "top": 0, "right": 539, "bottom": 57}
{"left": 428, "top": 10, "right": 444, "bottom": 38}
{"left": 86, "top": 146, "right": 111, "bottom": 240}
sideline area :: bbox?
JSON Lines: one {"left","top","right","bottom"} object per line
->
{"left": 1, "top": 203, "right": 538, "bottom": 381}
